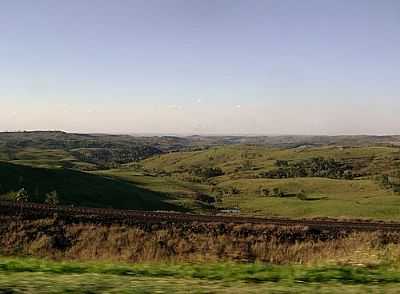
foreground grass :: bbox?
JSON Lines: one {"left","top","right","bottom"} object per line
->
{"left": 2, "top": 257, "right": 400, "bottom": 293}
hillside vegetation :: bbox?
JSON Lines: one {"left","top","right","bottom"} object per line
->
{"left": 138, "top": 145, "right": 400, "bottom": 219}
{"left": 2, "top": 131, "right": 400, "bottom": 219}
{"left": 0, "top": 161, "right": 178, "bottom": 211}
{"left": 0, "top": 131, "right": 164, "bottom": 169}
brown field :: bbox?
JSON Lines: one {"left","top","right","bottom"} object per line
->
{"left": 2, "top": 215, "right": 400, "bottom": 265}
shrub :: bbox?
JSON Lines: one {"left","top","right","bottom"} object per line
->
{"left": 45, "top": 191, "right": 60, "bottom": 206}
{"left": 195, "top": 193, "right": 216, "bottom": 204}
{"left": 296, "top": 190, "right": 308, "bottom": 200}
{"left": 259, "top": 187, "right": 270, "bottom": 197}
{"left": 15, "top": 188, "right": 29, "bottom": 202}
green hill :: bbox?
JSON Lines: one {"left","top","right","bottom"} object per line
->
{"left": 0, "top": 162, "right": 180, "bottom": 211}
{"left": 137, "top": 145, "right": 400, "bottom": 219}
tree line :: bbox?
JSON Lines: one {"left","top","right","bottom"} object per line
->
{"left": 259, "top": 157, "right": 354, "bottom": 180}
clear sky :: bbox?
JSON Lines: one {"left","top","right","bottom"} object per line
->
{"left": 1, "top": 0, "right": 399, "bottom": 135}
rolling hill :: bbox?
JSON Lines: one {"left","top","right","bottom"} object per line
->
{"left": 0, "top": 161, "right": 180, "bottom": 211}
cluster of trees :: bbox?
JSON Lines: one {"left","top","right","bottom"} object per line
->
{"left": 9, "top": 188, "right": 60, "bottom": 206}
{"left": 375, "top": 175, "right": 400, "bottom": 193}
{"left": 191, "top": 167, "right": 224, "bottom": 179}
{"left": 258, "top": 187, "right": 308, "bottom": 200}
{"left": 71, "top": 147, "right": 161, "bottom": 168}
{"left": 259, "top": 157, "right": 353, "bottom": 180}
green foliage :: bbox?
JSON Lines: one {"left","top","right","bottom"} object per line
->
{"left": 271, "top": 187, "right": 285, "bottom": 197}
{"left": 375, "top": 174, "right": 400, "bottom": 193}
{"left": 259, "top": 187, "right": 270, "bottom": 197}
{"left": 260, "top": 157, "right": 354, "bottom": 180}
{"left": 15, "top": 188, "right": 29, "bottom": 202}
{"left": 296, "top": 190, "right": 308, "bottom": 200}
{"left": 276, "top": 160, "right": 289, "bottom": 167}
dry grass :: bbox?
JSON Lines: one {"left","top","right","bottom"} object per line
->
{"left": 1, "top": 216, "right": 400, "bottom": 266}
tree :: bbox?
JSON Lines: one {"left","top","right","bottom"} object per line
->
{"left": 45, "top": 191, "right": 60, "bottom": 206}
{"left": 15, "top": 188, "right": 29, "bottom": 202}
{"left": 276, "top": 160, "right": 289, "bottom": 167}
{"left": 259, "top": 187, "right": 270, "bottom": 197}
{"left": 296, "top": 189, "right": 308, "bottom": 200}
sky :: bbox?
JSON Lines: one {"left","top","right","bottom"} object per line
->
{"left": 1, "top": 0, "right": 399, "bottom": 135}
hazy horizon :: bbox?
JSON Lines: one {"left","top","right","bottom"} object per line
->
{"left": 2, "top": 129, "right": 400, "bottom": 138}
{"left": 1, "top": 1, "right": 399, "bottom": 135}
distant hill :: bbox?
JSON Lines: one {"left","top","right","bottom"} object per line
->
{"left": 185, "top": 135, "right": 400, "bottom": 148}
{"left": 0, "top": 161, "right": 180, "bottom": 211}
{"left": 1, "top": 131, "right": 400, "bottom": 170}
{"left": 0, "top": 131, "right": 164, "bottom": 168}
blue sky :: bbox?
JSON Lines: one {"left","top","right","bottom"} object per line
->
{"left": 1, "top": 0, "right": 399, "bottom": 134}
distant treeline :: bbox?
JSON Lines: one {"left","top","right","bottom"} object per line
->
{"left": 259, "top": 157, "right": 354, "bottom": 180}
{"left": 71, "top": 147, "right": 161, "bottom": 168}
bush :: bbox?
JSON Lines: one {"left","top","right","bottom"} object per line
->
{"left": 15, "top": 188, "right": 29, "bottom": 202}
{"left": 45, "top": 191, "right": 60, "bottom": 206}
{"left": 259, "top": 187, "right": 270, "bottom": 197}
{"left": 195, "top": 193, "right": 216, "bottom": 204}
{"left": 296, "top": 190, "right": 308, "bottom": 200}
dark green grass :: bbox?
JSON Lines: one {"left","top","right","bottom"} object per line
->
{"left": 0, "top": 161, "right": 181, "bottom": 211}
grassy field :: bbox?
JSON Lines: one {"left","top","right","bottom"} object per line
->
{"left": 1, "top": 257, "right": 400, "bottom": 293}
{"left": 218, "top": 177, "right": 400, "bottom": 219}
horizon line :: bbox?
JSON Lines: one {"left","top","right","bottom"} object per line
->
{"left": 1, "top": 129, "right": 400, "bottom": 138}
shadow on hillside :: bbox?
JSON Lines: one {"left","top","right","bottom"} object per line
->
{"left": 0, "top": 161, "right": 187, "bottom": 212}
{"left": 303, "top": 196, "right": 329, "bottom": 201}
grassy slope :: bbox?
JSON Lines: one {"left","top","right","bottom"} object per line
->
{"left": 143, "top": 145, "right": 399, "bottom": 173}
{"left": 139, "top": 145, "right": 400, "bottom": 219}
{"left": 220, "top": 178, "right": 400, "bottom": 219}
{"left": 1, "top": 257, "right": 400, "bottom": 293}
{"left": 94, "top": 168, "right": 210, "bottom": 211}
{"left": 0, "top": 161, "right": 179, "bottom": 211}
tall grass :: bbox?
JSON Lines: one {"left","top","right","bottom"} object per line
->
{"left": 2, "top": 217, "right": 400, "bottom": 265}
